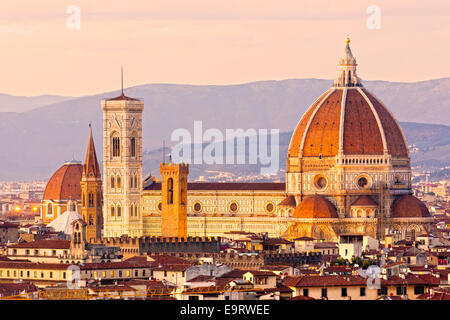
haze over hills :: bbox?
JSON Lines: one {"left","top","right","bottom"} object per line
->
{"left": 0, "top": 78, "right": 449, "bottom": 181}
{"left": 0, "top": 94, "right": 73, "bottom": 113}
{"left": 143, "top": 123, "right": 450, "bottom": 182}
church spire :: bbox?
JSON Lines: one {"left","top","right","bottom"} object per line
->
{"left": 333, "top": 36, "right": 362, "bottom": 87}
{"left": 83, "top": 124, "right": 101, "bottom": 179}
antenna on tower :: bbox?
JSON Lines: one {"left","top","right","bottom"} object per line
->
{"left": 121, "top": 66, "right": 124, "bottom": 95}
{"left": 163, "top": 140, "right": 165, "bottom": 163}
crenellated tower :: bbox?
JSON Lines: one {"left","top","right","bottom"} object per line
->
{"left": 160, "top": 162, "right": 189, "bottom": 238}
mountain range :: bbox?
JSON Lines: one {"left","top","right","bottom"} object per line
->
{"left": 0, "top": 78, "right": 449, "bottom": 181}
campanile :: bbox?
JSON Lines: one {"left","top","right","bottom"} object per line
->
{"left": 101, "top": 90, "right": 144, "bottom": 238}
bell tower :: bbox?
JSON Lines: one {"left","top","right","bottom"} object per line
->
{"left": 80, "top": 125, "right": 103, "bottom": 243}
{"left": 102, "top": 83, "right": 144, "bottom": 238}
{"left": 160, "top": 162, "right": 189, "bottom": 238}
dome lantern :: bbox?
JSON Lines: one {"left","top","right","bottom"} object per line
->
{"left": 333, "top": 36, "right": 362, "bottom": 88}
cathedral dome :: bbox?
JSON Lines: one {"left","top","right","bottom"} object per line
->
{"left": 288, "top": 38, "right": 408, "bottom": 160}
{"left": 43, "top": 161, "right": 83, "bottom": 201}
{"left": 293, "top": 195, "right": 338, "bottom": 219}
{"left": 391, "top": 195, "right": 431, "bottom": 218}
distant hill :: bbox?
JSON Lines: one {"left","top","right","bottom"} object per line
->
{"left": 143, "top": 122, "right": 450, "bottom": 182}
{"left": 0, "top": 78, "right": 449, "bottom": 181}
{"left": 0, "top": 94, "right": 73, "bottom": 113}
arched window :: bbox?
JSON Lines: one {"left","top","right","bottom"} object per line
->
{"left": 130, "top": 176, "right": 133, "bottom": 189}
{"left": 135, "top": 205, "right": 138, "bottom": 217}
{"left": 117, "top": 205, "right": 122, "bottom": 217}
{"left": 134, "top": 176, "right": 138, "bottom": 189}
{"left": 82, "top": 193, "right": 86, "bottom": 207}
{"left": 112, "top": 133, "right": 120, "bottom": 157}
{"left": 110, "top": 205, "right": 115, "bottom": 217}
{"left": 117, "top": 176, "right": 121, "bottom": 189}
{"left": 47, "top": 203, "right": 53, "bottom": 215}
{"left": 111, "top": 176, "right": 115, "bottom": 189}
{"left": 168, "top": 178, "right": 174, "bottom": 204}
{"left": 131, "top": 137, "right": 136, "bottom": 157}
{"left": 130, "top": 204, "right": 134, "bottom": 217}
{"left": 88, "top": 193, "right": 94, "bottom": 208}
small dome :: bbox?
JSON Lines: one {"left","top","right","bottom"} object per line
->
{"left": 392, "top": 195, "right": 431, "bottom": 218}
{"left": 43, "top": 162, "right": 83, "bottom": 200}
{"left": 293, "top": 195, "right": 338, "bottom": 219}
{"left": 351, "top": 195, "right": 378, "bottom": 207}
{"left": 278, "top": 195, "right": 297, "bottom": 208}
{"left": 47, "top": 210, "right": 82, "bottom": 235}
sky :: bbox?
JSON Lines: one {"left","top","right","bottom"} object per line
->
{"left": 0, "top": 0, "right": 449, "bottom": 96}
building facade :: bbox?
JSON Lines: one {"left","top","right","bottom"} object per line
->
{"left": 102, "top": 92, "right": 144, "bottom": 238}
{"left": 40, "top": 38, "right": 433, "bottom": 243}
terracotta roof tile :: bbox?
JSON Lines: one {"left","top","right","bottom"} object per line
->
{"left": 343, "top": 89, "right": 384, "bottom": 155}
{"left": 363, "top": 89, "right": 408, "bottom": 157}
{"left": 245, "top": 270, "right": 276, "bottom": 277}
{"left": 303, "top": 89, "right": 343, "bottom": 157}
{"left": 392, "top": 195, "right": 431, "bottom": 218}
{"left": 294, "top": 195, "right": 338, "bottom": 219}
{"left": 284, "top": 275, "right": 367, "bottom": 287}
{"left": 263, "top": 238, "right": 293, "bottom": 245}
{"left": 288, "top": 87, "right": 408, "bottom": 158}
{"left": 43, "top": 163, "right": 82, "bottom": 200}
{"left": 288, "top": 295, "right": 315, "bottom": 300}
{"left": 106, "top": 93, "right": 140, "bottom": 101}
{"left": 278, "top": 195, "right": 297, "bottom": 207}
{"left": 380, "top": 274, "right": 440, "bottom": 286}
{"left": 0, "top": 283, "right": 38, "bottom": 297}
{"left": 288, "top": 89, "right": 333, "bottom": 158}
{"left": 8, "top": 239, "right": 71, "bottom": 249}
{"left": 351, "top": 195, "right": 378, "bottom": 207}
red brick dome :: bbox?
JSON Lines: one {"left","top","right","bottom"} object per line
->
{"left": 351, "top": 195, "right": 378, "bottom": 207}
{"left": 288, "top": 87, "right": 408, "bottom": 159}
{"left": 288, "top": 38, "right": 408, "bottom": 160}
{"left": 391, "top": 195, "right": 431, "bottom": 218}
{"left": 43, "top": 161, "right": 83, "bottom": 201}
{"left": 293, "top": 195, "right": 338, "bottom": 219}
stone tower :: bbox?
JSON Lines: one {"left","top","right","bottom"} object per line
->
{"left": 102, "top": 91, "right": 144, "bottom": 238}
{"left": 70, "top": 219, "right": 87, "bottom": 259}
{"left": 160, "top": 162, "right": 189, "bottom": 238}
{"left": 80, "top": 126, "right": 103, "bottom": 243}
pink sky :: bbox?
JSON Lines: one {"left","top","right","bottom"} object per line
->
{"left": 0, "top": 0, "right": 449, "bottom": 96}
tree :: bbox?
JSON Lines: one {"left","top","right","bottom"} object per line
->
{"left": 351, "top": 256, "right": 363, "bottom": 267}
{"left": 331, "top": 258, "right": 349, "bottom": 266}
